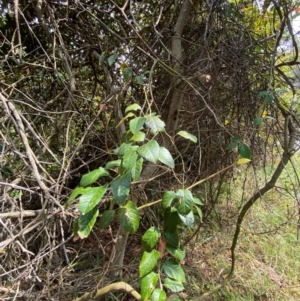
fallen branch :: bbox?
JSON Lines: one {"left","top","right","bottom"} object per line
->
{"left": 73, "top": 282, "right": 141, "bottom": 301}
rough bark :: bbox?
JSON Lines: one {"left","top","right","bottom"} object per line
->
{"left": 166, "top": 0, "right": 194, "bottom": 137}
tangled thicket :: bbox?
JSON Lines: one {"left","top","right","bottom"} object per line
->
{"left": 1, "top": 0, "right": 300, "bottom": 300}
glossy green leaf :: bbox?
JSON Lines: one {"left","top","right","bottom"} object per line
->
{"left": 66, "top": 186, "right": 85, "bottom": 205}
{"left": 166, "top": 246, "right": 186, "bottom": 261}
{"left": 138, "top": 140, "right": 160, "bottom": 163}
{"left": 162, "top": 260, "right": 186, "bottom": 283}
{"left": 79, "top": 185, "right": 107, "bottom": 214}
{"left": 178, "top": 210, "right": 194, "bottom": 227}
{"left": 150, "top": 289, "right": 166, "bottom": 301}
{"left": 139, "top": 250, "right": 160, "bottom": 277}
{"left": 193, "top": 197, "right": 203, "bottom": 205}
{"left": 164, "top": 208, "right": 180, "bottom": 233}
{"left": 105, "top": 159, "right": 121, "bottom": 169}
{"left": 130, "top": 131, "right": 146, "bottom": 142}
{"left": 130, "top": 117, "right": 145, "bottom": 134}
{"left": 253, "top": 117, "right": 263, "bottom": 126}
{"left": 158, "top": 147, "right": 174, "bottom": 168}
{"left": 164, "top": 232, "right": 179, "bottom": 248}
{"left": 141, "top": 272, "right": 159, "bottom": 301}
{"left": 80, "top": 167, "right": 109, "bottom": 187}
{"left": 144, "top": 114, "right": 165, "bottom": 134}
{"left": 131, "top": 157, "right": 143, "bottom": 181}
{"left": 239, "top": 143, "right": 251, "bottom": 159}
{"left": 195, "top": 205, "right": 203, "bottom": 222}
{"left": 114, "top": 143, "right": 138, "bottom": 156}
{"left": 142, "top": 227, "right": 161, "bottom": 252}
{"left": 111, "top": 171, "right": 131, "bottom": 204}
{"left": 77, "top": 207, "right": 99, "bottom": 238}
{"left": 125, "top": 103, "right": 142, "bottom": 113}
{"left": 162, "top": 191, "right": 176, "bottom": 209}
{"left": 118, "top": 200, "right": 140, "bottom": 234}
{"left": 99, "top": 210, "right": 115, "bottom": 229}
{"left": 177, "top": 130, "right": 197, "bottom": 143}
{"left": 122, "top": 149, "right": 138, "bottom": 170}
{"left": 164, "top": 278, "right": 184, "bottom": 293}
{"left": 175, "top": 189, "right": 194, "bottom": 215}
{"left": 226, "top": 136, "right": 242, "bottom": 150}
{"left": 123, "top": 67, "right": 132, "bottom": 83}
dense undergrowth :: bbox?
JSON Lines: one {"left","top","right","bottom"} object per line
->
{"left": 2, "top": 157, "right": 300, "bottom": 300}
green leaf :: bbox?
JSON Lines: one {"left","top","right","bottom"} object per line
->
{"left": 226, "top": 136, "right": 242, "bottom": 150}
{"left": 77, "top": 207, "right": 99, "bottom": 238}
{"left": 141, "top": 272, "right": 159, "bottom": 301}
{"left": 150, "top": 289, "right": 166, "bottom": 301}
{"left": 122, "top": 149, "right": 138, "bottom": 170}
{"left": 144, "top": 114, "right": 165, "bottom": 134}
{"left": 79, "top": 185, "right": 107, "bottom": 214}
{"left": 125, "top": 103, "right": 142, "bottom": 113}
{"left": 265, "top": 93, "right": 274, "bottom": 103}
{"left": 193, "top": 197, "right": 203, "bottom": 205}
{"left": 111, "top": 171, "right": 131, "bottom": 204}
{"left": 108, "top": 52, "right": 118, "bottom": 66}
{"left": 257, "top": 91, "right": 274, "bottom": 103}
{"left": 118, "top": 200, "right": 140, "bottom": 234}
{"left": 114, "top": 143, "right": 138, "bottom": 156}
{"left": 139, "top": 250, "right": 160, "bottom": 277}
{"left": 123, "top": 67, "right": 132, "bottom": 83}
{"left": 130, "top": 117, "right": 145, "bottom": 134}
{"left": 131, "top": 157, "right": 143, "bottom": 181}
{"left": 257, "top": 90, "right": 270, "bottom": 98}
{"left": 162, "top": 191, "right": 176, "bottom": 209}
{"left": 80, "top": 167, "right": 109, "bottom": 187}
{"left": 105, "top": 159, "right": 122, "bottom": 169}
{"left": 131, "top": 131, "right": 146, "bottom": 142}
{"left": 138, "top": 140, "right": 160, "bottom": 163}
{"left": 239, "top": 143, "right": 251, "bottom": 159}
{"left": 175, "top": 189, "right": 194, "bottom": 215}
{"left": 164, "top": 208, "right": 180, "bottom": 233}
{"left": 164, "top": 232, "right": 179, "bottom": 248}
{"left": 158, "top": 147, "right": 174, "bottom": 168}
{"left": 66, "top": 187, "right": 85, "bottom": 206}
{"left": 162, "top": 260, "right": 186, "bottom": 283}
{"left": 164, "top": 278, "right": 184, "bottom": 293}
{"left": 166, "top": 246, "right": 186, "bottom": 261}
{"left": 116, "top": 112, "right": 135, "bottom": 129}
{"left": 177, "top": 131, "right": 197, "bottom": 143}
{"left": 99, "top": 52, "right": 106, "bottom": 64}
{"left": 99, "top": 210, "right": 115, "bottom": 229}
{"left": 73, "top": 217, "right": 79, "bottom": 236}
{"left": 142, "top": 227, "right": 161, "bottom": 252}
{"left": 253, "top": 117, "right": 263, "bottom": 126}
{"left": 195, "top": 205, "right": 203, "bottom": 222}
{"left": 178, "top": 210, "right": 194, "bottom": 227}
{"left": 134, "top": 74, "right": 144, "bottom": 84}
